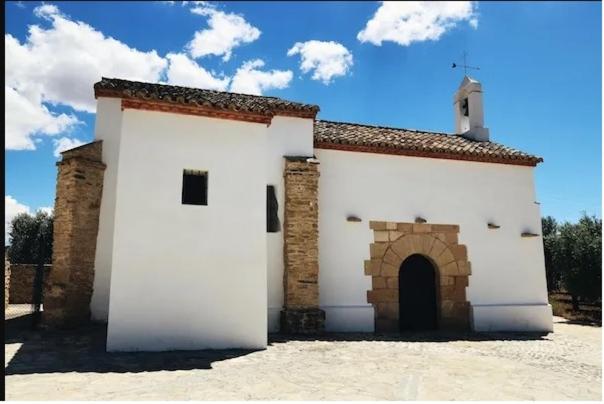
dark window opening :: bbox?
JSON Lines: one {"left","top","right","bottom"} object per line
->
{"left": 182, "top": 169, "right": 208, "bottom": 205}
{"left": 267, "top": 185, "right": 280, "bottom": 232}
{"left": 461, "top": 97, "right": 469, "bottom": 117}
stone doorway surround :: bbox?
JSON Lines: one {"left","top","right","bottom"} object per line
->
{"left": 364, "top": 221, "right": 471, "bottom": 332}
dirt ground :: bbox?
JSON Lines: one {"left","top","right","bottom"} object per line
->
{"left": 4, "top": 315, "right": 601, "bottom": 400}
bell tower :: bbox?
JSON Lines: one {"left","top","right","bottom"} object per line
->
{"left": 453, "top": 76, "right": 490, "bottom": 142}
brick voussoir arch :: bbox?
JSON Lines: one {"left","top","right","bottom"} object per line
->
{"left": 364, "top": 221, "right": 472, "bottom": 332}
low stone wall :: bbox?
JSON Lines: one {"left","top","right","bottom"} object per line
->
{"left": 9, "top": 264, "right": 52, "bottom": 304}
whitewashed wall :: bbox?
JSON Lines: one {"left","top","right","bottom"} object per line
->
{"left": 316, "top": 149, "right": 552, "bottom": 332}
{"left": 91, "top": 95, "right": 551, "bottom": 340}
{"left": 90, "top": 98, "right": 123, "bottom": 322}
{"left": 104, "top": 108, "right": 269, "bottom": 351}
{"left": 265, "top": 117, "right": 315, "bottom": 332}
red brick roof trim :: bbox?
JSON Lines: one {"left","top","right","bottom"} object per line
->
{"left": 121, "top": 99, "right": 272, "bottom": 125}
{"left": 314, "top": 142, "right": 540, "bottom": 166}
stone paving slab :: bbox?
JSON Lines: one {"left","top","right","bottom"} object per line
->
{"left": 4, "top": 316, "right": 601, "bottom": 400}
{"left": 5, "top": 304, "right": 37, "bottom": 320}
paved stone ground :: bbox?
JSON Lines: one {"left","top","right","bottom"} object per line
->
{"left": 5, "top": 304, "right": 36, "bottom": 320}
{"left": 4, "top": 316, "right": 601, "bottom": 400}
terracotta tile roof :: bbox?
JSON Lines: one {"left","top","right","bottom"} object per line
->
{"left": 93, "top": 79, "right": 541, "bottom": 166}
{"left": 94, "top": 77, "right": 320, "bottom": 120}
{"left": 314, "top": 120, "right": 543, "bottom": 166}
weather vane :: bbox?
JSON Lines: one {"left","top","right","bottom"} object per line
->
{"left": 452, "top": 51, "right": 480, "bottom": 75}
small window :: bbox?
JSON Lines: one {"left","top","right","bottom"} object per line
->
{"left": 182, "top": 169, "right": 208, "bottom": 205}
{"left": 267, "top": 185, "right": 280, "bottom": 232}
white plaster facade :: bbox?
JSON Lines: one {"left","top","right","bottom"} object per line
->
{"left": 89, "top": 78, "right": 551, "bottom": 352}
{"left": 94, "top": 105, "right": 272, "bottom": 351}
{"left": 317, "top": 149, "right": 552, "bottom": 333}
{"left": 91, "top": 98, "right": 122, "bottom": 323}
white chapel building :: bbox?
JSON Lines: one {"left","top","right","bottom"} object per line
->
{"left": 47, "top": 76, "right": 553, "bottom": 352}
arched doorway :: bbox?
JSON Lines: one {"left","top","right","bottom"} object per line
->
{"left": 399, "top": 254, "right": 437, "bottom": 331}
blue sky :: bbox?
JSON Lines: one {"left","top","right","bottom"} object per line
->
{"left": 5, "top": 1, "right": 602, "bottom": 238}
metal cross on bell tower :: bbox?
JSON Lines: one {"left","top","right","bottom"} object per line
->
{"left": 452, "top": 51, "right": 480, "bottom": 75}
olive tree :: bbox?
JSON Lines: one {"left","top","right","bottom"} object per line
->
{"left": 7, "top": 211, "right": 53, "bottom": 264}
{"left": 557, "top": 214, "right": 601, "bottom": 309}
{"left": 542, "top": 216, "right": 560, "bottom": 291}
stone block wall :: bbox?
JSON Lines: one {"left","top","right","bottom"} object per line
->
{"left": 5, "top": 252, "right": 9, "bottom": 309}
{"left": 8, "top": 264, "right": 52, "bottom": 304}
{"left": 365, "top": 221, "right": 471, "bottom": 332}
{"left": 281, "top": 156, "right": 325, "bottom": 334}
{"left": 44, "top": 141, "right": 105, "bottom": 328}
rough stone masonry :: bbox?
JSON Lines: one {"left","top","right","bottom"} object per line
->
{"left": 5, "top": 252, "right": 10, "bottom": 309}
{"left": 44, "top": 141, "right": 105, "bottom": 328}
{"left": 280, "top": 156, "right": 325, "bottom": 334}
{"left": 365, "top": 221, "right": 472, "bottom": 332}
{"left": 9, "top": 264, "right": 52, "bottom": 304}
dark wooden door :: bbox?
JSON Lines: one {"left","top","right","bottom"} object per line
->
{"left": 399, "top": 254, "right": 437, "bottom": 331}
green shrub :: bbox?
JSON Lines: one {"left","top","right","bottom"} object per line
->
{"left": 543, "top": 213, "right": 601, "bottom": 309}
{"left": 7, "top": 211, "right": 53, "bottom": 264}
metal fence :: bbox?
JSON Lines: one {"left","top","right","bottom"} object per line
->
{"left": 5, "top": 263, "right": 45, "bottom": 329}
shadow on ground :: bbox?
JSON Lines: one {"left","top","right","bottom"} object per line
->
{"left": 555, "top": 318, "right": 602, "bottom": 327}
{"left": 6, "top": 314, "right": 550, "bottom": 376}
{"left": 5, "top": 315, "right": 257, "bottom": 375}
{"left": 269, "top": 330, "right": 550, "bottom": 344}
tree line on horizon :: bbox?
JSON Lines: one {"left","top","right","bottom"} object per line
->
{"left": 6, "top": 211, "right": 53, "bottom": 265}
{"left": 5, "top": 210, "right": 602, "bottom": 310}
{"left": 542, "top": 213, "right": 601, "bottom": 309}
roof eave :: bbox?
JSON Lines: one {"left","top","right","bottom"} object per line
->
{"left": 94, "top": 86, "right": 319, "bottom": 120}
{"left": 314, "top": 141, "right": 542, "bottom": 167}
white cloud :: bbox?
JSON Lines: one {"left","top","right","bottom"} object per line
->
{"left": 165, "top": 52, "right": 230, "bottom": 90}
{"left": 33, "top": 3, "right": 60, "bottom": 19}
{"left": 357, "top": 1, "right": 478, "bottom": 46}
{"left": 52, "top": 137, "right": 86, "bottom": 158}
{"left": 187, "top": 2, "right": 261, "bottom": 61}
{"left": 39, "top": 207, "right": 53, "bottom": 215}
{"left": 5, "top": 2, "right": 295, "bottom": 154}
{"left": 165, "top": 54, "right": 292, "bottom": 95}
{"left": 7, "top": 7, "right": 167, "bottom": 113}
{"left": 5, "top": 4, "right": 167, "bottom": 151}
{"left": 180, "top": 1, "right": 207, "bottom": 6}
{"left": 4, "top": 196, "right": 53, "bottom": 244}
{"left": 6, "top": 86, "right": 81, "bottom": 150}
{"left": 5, "top": 196, "right": 31, "bottom": 244}
{"left": 287, "top": 40, "right": 353, "bottom": 84}
{"left": 229, "top": 59, "right": 292, "bottom": 95}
